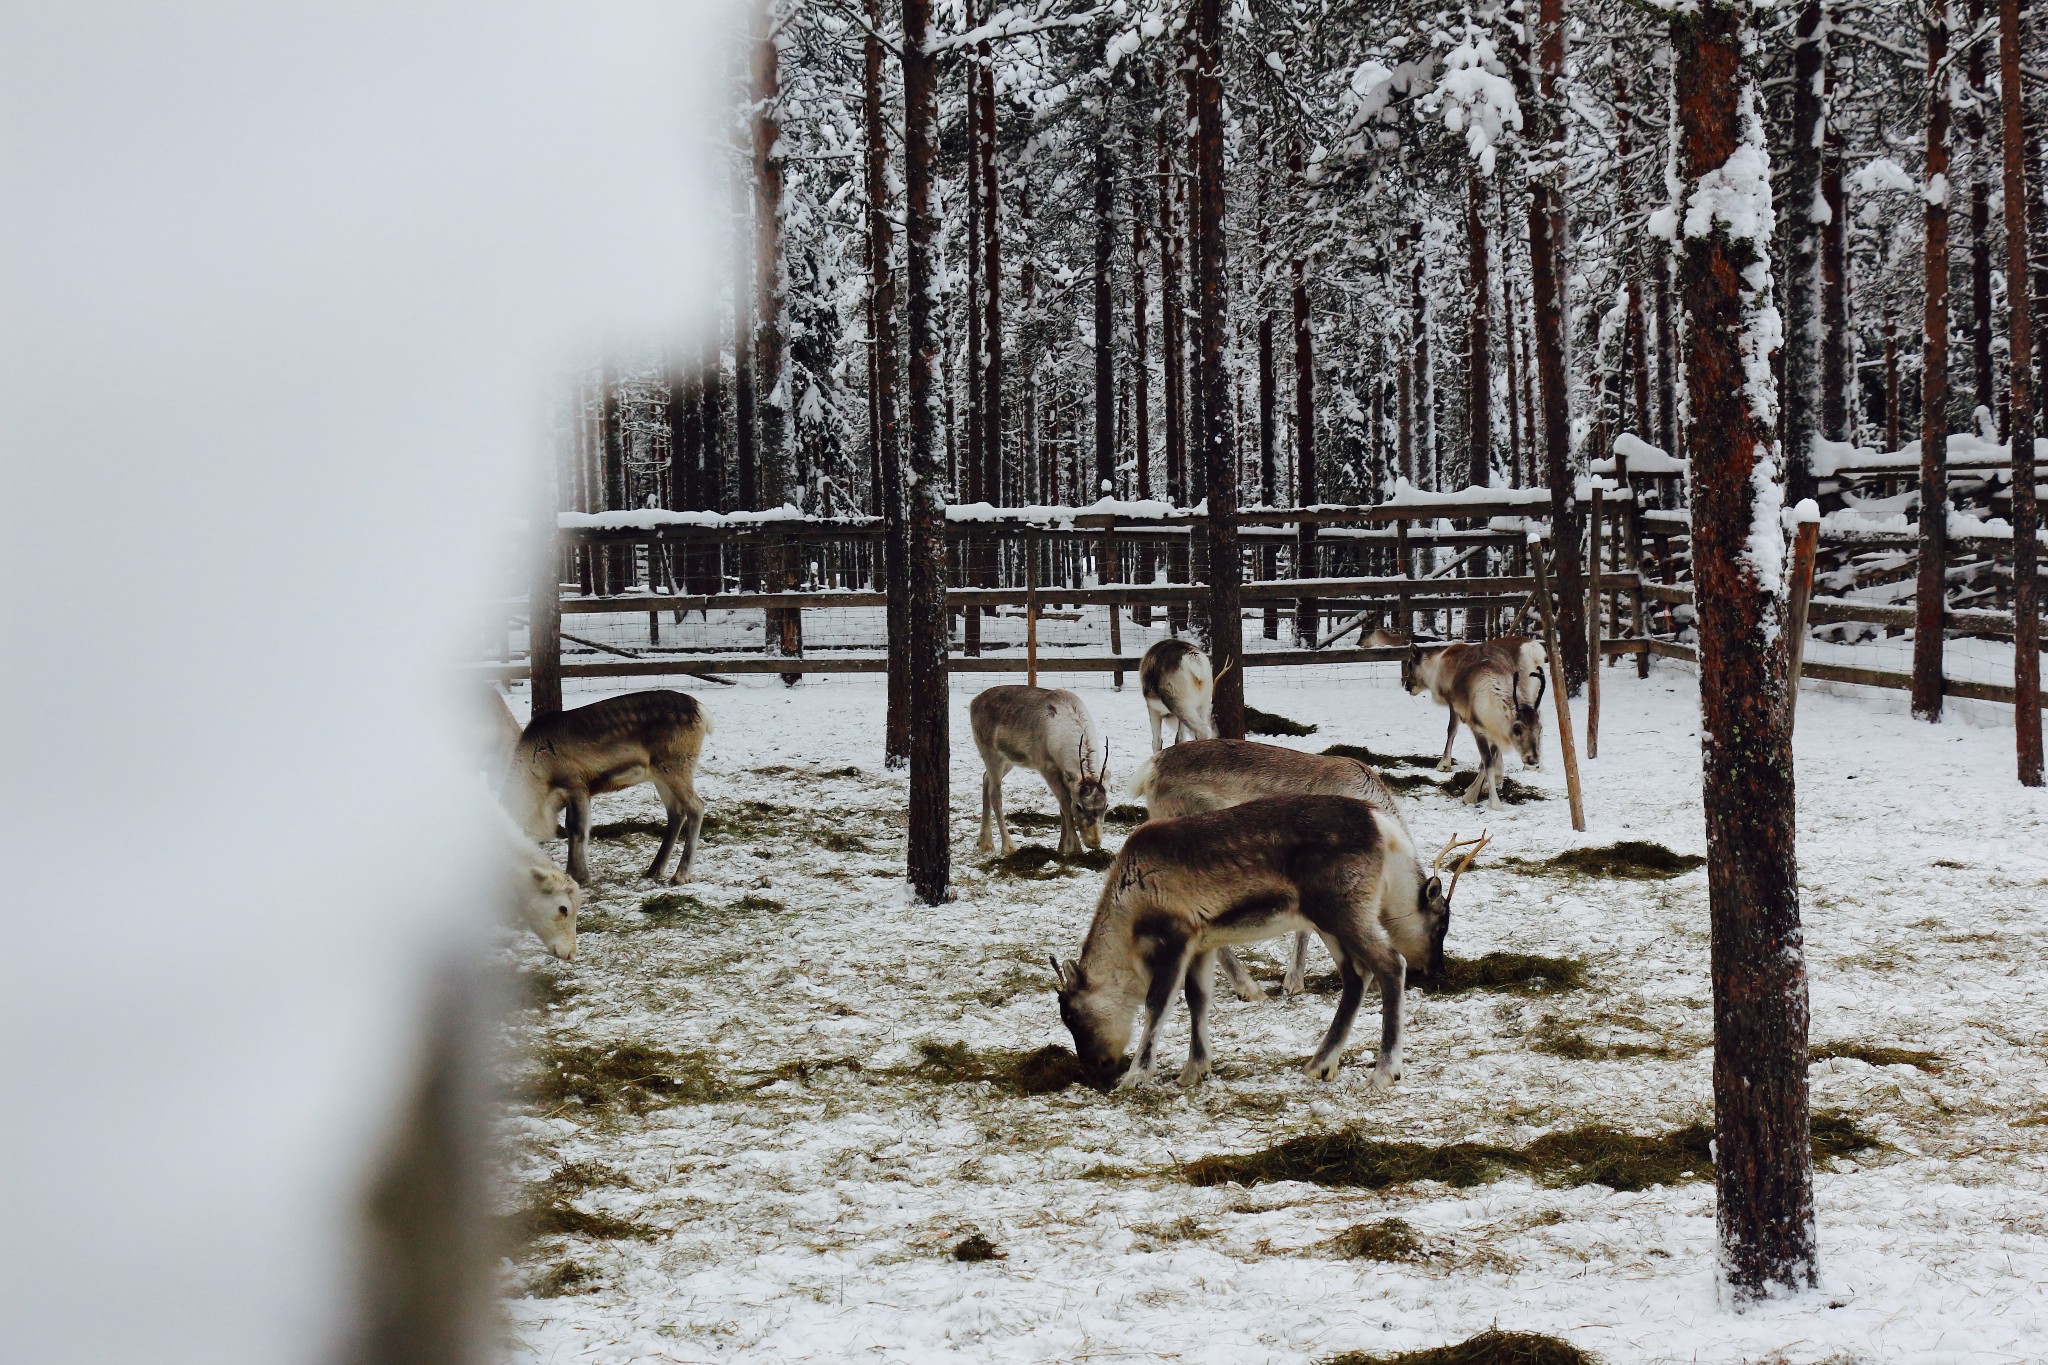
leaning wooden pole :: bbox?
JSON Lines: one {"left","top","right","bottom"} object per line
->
{"left": 1671, "top": 0, "right": 1817, "bottom": 1301}
{"left": 901, "top": 0, "right": 950, "bottom": 904}
{"left": 1997, "top": 0, "right": 2042, "bottom": 785}
{"left": 1530, "top": 547, "right": 1585, "bottom": 832}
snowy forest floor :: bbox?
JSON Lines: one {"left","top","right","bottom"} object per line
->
{"left": 496, "top": 660, "right": 2048, "bottom": 1365}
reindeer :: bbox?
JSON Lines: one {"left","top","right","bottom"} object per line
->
{"left": 1128, "top": 738, "right": 1407, "bottom": 999}
{"left": 1052, "top": 797, "right": 1487, "bottom": 1089}
{"left": 1139, "top": 638, "right": 1216, "bottom": 752}
{"left": 1404, "top": 636, "right": 1546, "bottom": 810}
{"left": 502, "top": 689, "right": 711, "bottom": 886}
{"left": 498, "top": 806, "right": 581, "bottom": 961}
{"left": 970, "top": 685, "right": 1110, "bottom": 858}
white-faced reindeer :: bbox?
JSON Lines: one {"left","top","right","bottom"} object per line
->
{"left": 1052, "top": 796, "right": 1487, "bottom": 1090}
{"left": 1139, "top": 638, "right": 1216, "bottom": 752}
{"left": 970, "top": 685, "right": 1110, "bottom": 858}
{"left": 497, "top": 805, "right": 581, "bottom": 961}
{"left": 1129, "top": 738, "right": 1407, "bottom": 999}
{"left": 502, "top": 689, "right": 711, "bottom": 887}
{"left": 1404, "top": 636, "right": 1546, "bottom": 811}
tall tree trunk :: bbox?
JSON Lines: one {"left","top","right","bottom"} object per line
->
{"left": 1997, "top": 0, "right": 2042, "bottom": 783}
{"left": 1819, "top": 110, "right": 1849, "bottom": 442}
{"left": 1913, "top": 4, "right": 1953, "bottom": 722}
{"left": 1133, "top": 185, "right": 1154, "bottom": 623}
{"left": 1293, "top": 252, "right": 1318, "bottom": 646}
{"left": 1161, "top": 118, "right": 1189, "bottom": 633}
{"left": 1968, "top": 0, "right": 1996, "bottom": 428}
{"left": 1527, "top": 0, "right": 1587, "bottom": 689}
{"left": 1466, "top": 168, "right": 1493, "bottom": 641}
{"left": 978, "top": 33, "right": 1002, "bottom": 565}
{"left": 1884, "top": 308, "right": 1901, "bottom": 452}
{"left": 1671, "top": 0, "right": 1817, "bottom": 1302}
{"left": 1620, "top": 76, "right": 1650, "bottom": 443}
{"left": 963, "top": 22, "right": 983, "bottom": 657}
{"left": 1502, "top": 188, "right": 1525, "bottom": 485}
{"left": 1258, "top": 290, "right": 1278, "bottom": 640}
{"left": 1192, "top": 0, "right": 1242, "bottom": 736}
{"left": 752, "top": 2, "right": 797, "bottom": 675}
{"left": 1410, "top": 222, "right": 1431, "bottom": 488}
{"left": 902, "top": 0, "right": 949, "bottom": 903}
{"left": 1656, "top": 246, "right": 1677, "bottom": 453}
{"left": 864, "top": 0, "right": 908, "bottom": 768}
{"left": 733, "top": 145, "right": 759, "bottom": 591}
{"left": 1782, "top": 0, "right": 1826, "bottom": 501}
{"left": 1094, "top": 139, "right": 1115, "bottom": 501}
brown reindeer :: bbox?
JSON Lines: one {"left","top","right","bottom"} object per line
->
{"left": 503, "top": 690, "right": 711, "bottom": 886}
{"left": 1052, "top": 795, "right": 1487, "bottom": 1090}
{"left": 1128, "top": 738, "right": 1407, "bottom": 998}
{"left": 1403, "top": 636, "right": 1545, "bottom": 809}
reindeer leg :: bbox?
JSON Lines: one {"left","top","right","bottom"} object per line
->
{"left": 1464, "top": 737, "right": 1494, "bottom": 805}
{"left": 1051, "top": 774, "right": 1079, "bottom": 857}
{"left": 1305, "top": 939, "right": 1366, "bottom": 1082}
{"left": 647, "top": 780, "right": 684, "bottom": 882}
{"left": 1486, "top": 744, "right": 1506, "bottom": 813}
{"left": 669, "top": 780, "right": 706, "bottom": 884}
{"left": 564, "top": 790, "right": 593, "bottom": 887}
{"left": 1178, "top": 951, "right": 1217, "bottom": 1086}
{"left": 976, "top": 766, "right": 996, "bottom": 852}
{"left": 1283, "top": 931, "right": 1311, "bottom": 996}
{"left": 1148, "top": 708, "right": 1165, "bottom": 754}
{"left": 1367, "top": 948, "right": 1408, "bottom": 1090}
{"left": 1215, "top": 947, "right": 1266, "bottom": 1002}
{"left": 1437, "top": 709, "right": 1459, "bottom": 771}
{"left": 1118, "top": 942, "right": 1188, "bottom": 1089}
{"left": 990, "top": 764, "right": 1015, "bottom": 856}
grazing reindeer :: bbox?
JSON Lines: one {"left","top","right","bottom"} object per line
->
{"left": 1052, "top": 797, "right": 1488, "bottom": 1089}
{"left": 503, "top": 690, "right": 711, "bottom": 886}
{"left": 1129, "top": 738, "right": 1407, "bottom": 999}
{"left": 1404, "top": 637, "right": 1546, "bottom": 810}
{"left": 1139, "top": 639, "right": 1216, "bottom": 751}
{"left": 970, "top": 685, "right": 1110, "bottom": 858}
{"left": 498, "top": 807, "right": 581, "bottom": 960}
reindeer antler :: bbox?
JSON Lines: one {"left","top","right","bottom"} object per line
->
{"left": 1442, "top": 830, "right": 1491, "bottom": 903}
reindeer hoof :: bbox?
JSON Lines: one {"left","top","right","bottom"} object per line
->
{"left": 1177, "top": 1059, "right": 1211, "bottom": 1087}
{"left": 1436, "top": 757, "right": 1456, "bottom": 772}
{"left": 1305, "top": 1056, "right": 1341, "bottom": 1083}
{"left": 1233, "top": 979, "right": 1267, "bottom": 1003}
{"left": 1368, "top": 1064, "right": 1402, "bottom": 1091}
{"left": 975, "top": 836, "right": 993, "bottom": 853}
{"left": 1282, "top": 973, "right": 1306, "bottom": 997}
{"left": 1115, "top": 1065, "right": 1151, "bottom": 1091}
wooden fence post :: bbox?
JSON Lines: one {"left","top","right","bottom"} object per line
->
{"left": 1587, "top": 485, "right": 1604, "bottom": 758}
{"left": 1105, "top": 518, "right": 1124, "bottom": 689}
{"left": 1784, "top": 518, "right": 1821, "bottom": 729}
{"left": 1396, "top": 517, "right": 1414, "bottom": 638}
{"left": 1026, "top": 528, "right": 1040, "bottom": 687}
{"left": 1532, "top": 545, "right": 1586, "bottom": 831}
{"left": 529, "top": 524, "right": 563, "bottom": 720}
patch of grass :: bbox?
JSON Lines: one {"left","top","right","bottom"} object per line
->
{"left": 1105, "top": 803, "right": 1149, "bottom": 826}
{"left": 817, "top": 830, "right": 869, "bottom": 853}
{"left": 529, "top": 1259, "right": 596, "bottom": 1297}
{"left": 511, "top": 964, "right": 578, "bottom": 1011}
{"left": 526, "top": 1042, "right": 731, "bottom": 1114}
{"left": 1326, "top": 1218, "right": 1428, "bottom": 1262}
{"left": 734, "top": 893, "right": 785, "bottom": 913}
{"left": 1424, "top": 953, "right": 1587, "bottom": 996}
{"left": 1132, "top": 1214, "right": 1215, "bottom": 1247}
{"left": 1811, "top": 1042, "right": 1942, "bottom": 1073}
{"left": 1528, "top": 1017, "right": 1690, "bottom": 1062}
{"left": 1322, "top": 1329, "right": 1601, "bottom": 1365}
{"left": 1447, "top": 771, "right": 1546, "bottom": 804}
{"left": 1380, "top": 771, "right": 1450, "bottom": 794}
{"left": 1323, "top": 742, "right": 1444, "bottom": 769}
{"left": 1004, "top": 810, "right": 1063, "bottom": 830}
{"left": 589, "top": 818, "right": 669, "bottom": 840}
{"left": 909, "top": 1041, "right": 1101, "bottom": 1095}
{"left": 702, "top": 800, "right": 800, "bottom": 843}
{"left": 1512, "top": 841, "right": 1705, "bottom": 880}
{"left": 951, "top": 1233, "right": 1003, "bottom": 1262}
{"left": 506, "top": 1197, "right": 655, "bottom": 1245}
{"left": 992, "top": 844, "right": 1115, "bottom": 878}
{"left": 638, "top": 890, "right": 716, "bottom": 919}
{"left": 745, "top": 1055, "right": 865, "bottom": 1088}
{"left": 1185, "top": 1113, "right": 1878, "bottom": 1194}
{"left": 1246, "top": 705, "right": 1319, "bottom": 736}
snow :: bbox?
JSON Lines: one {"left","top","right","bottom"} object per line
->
{"left": 497, "top": 665, "right": 2048, "bottom": 1364}
{"left": 1593, "top": 432, "right": 1687, "bottom": 476}
{"left": 1383, "top": 479, "right": 1548, "bottom": 508}
{"left": 1849, "top": 157, "right": 1916, "bottom": 196}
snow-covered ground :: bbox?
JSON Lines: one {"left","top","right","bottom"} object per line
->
{"left": 496, "top": 659, "right": 2048, "bottom": 1365}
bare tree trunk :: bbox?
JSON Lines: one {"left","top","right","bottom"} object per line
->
{"left": 864, "top": 0, "right": 909, "bottom": 768}
{"left": 902, "top": 0, "right": 949, "bottom": 903}
{"left": 1161, "top": 117, "right": 1189, "bottom": 633}
{"left": 1884, "top": 307, "right": 1901, "bottom": 452}
{"left": 1410, "top": 221, "right": 1430, "bottom": 486}
{"left": 1914, "top": 5, "right": 1953, "bottom": 723}
{"left": 1258, "top": 289, "right": 1278, "bottom": 640}
{"left": 1503, "top": 188, "right": 1525, "bottom": 485}
{"left": 1782, "top": 0, "right": 1825, "bottom": 502}
{"left": 1192, "top": 0, "right": 1241, "bottom": 736}
{"left": 1294, "top": 251, "right": 1318, "bottom": 645}
{"left": 1133, "top": 186, "right": 1154, "bottom": 624}
{"left": 978, "top": 33, "right": 1003, "bottom": 586}
{"left": 963, "top": 19, "right": 983, "bottom": 658}
{"left": 1655, "top": 246, "right": 1677, "bottom": 453}
{"left": 1466, "top": 167, "right": 1492, "bottom": 642}
{"left": 733, "top": 139, "right": 759, "bottom": 592}
{"left": 1620, "top": 76, "right": 1650, "bottom": 443}
{"left": 1671, "top": 0, "right": 1816, "bottom": 1303}
{"left": 752, "top": 2, "right": 797, "bottom": 677}
{"left": 1968, "top": 0, "right": 1996, "bottom": 429}
{"left": 1094, "top": 138, "right": 1115, "bottom": 501}
{"left": 1997, "top": 0, "right": 2042, "bottom": 783}
{"left": 1527, "top": 0, "right": 1586, "bottom": 690}
{"left": 1819, "top": 114, "right": 1849, "bottom": 443}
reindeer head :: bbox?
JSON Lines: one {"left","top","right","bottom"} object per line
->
{"left": 1418, "top": 831, "right": 1490, "bottom": 978}
{"left": 1072, "top": 736, "right": 1109, "bottom": 850}
{"left": 1509, "top": 703, "right": 1543, "bottom": 768}
{"left": 1051, "top": 955, "right": 1128, "bottom": 1080}
{"left": 1401, "top": 643, "right": 1427, "bottom": 695}
{"left": 519, "top": 863, "right": 582, "bottom": 962}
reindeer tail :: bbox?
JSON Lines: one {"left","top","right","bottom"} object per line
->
{"left": 1126, "top": 752, "right": 1161, "bottom": 803}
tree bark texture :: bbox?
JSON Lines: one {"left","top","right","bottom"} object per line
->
{"left": 1968, "top": 0, "right": 1996, "bottom": 426}
{"left": 902, "top": 0, "right": 950, "bottom": 902}
{"left": 1193, "top": 0, "right": 1242, "bottom": 737}
{"left": 1782, "top": 0, "right": 1825, "bottom": 502}
{"left": 1671, "top": 1, "right": 1817, "bottom": 1303}
{"left": 1294, "top": 252, "right": 1318, "bottom": 646}
{"left": 863, "top": 0, "right": 909, "bottom": 768}
{"left": 1913, "top": 5, "right": 1952, "bottom": 723}
{"left": 1997, "top": 0, "right": 2042, "bottom": 784}
{"left": 1095, "top": 138, "right": 1116, "bottom": 500}
{"left": 1527, "top": 0, "right": 1587, "bottom": 690}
